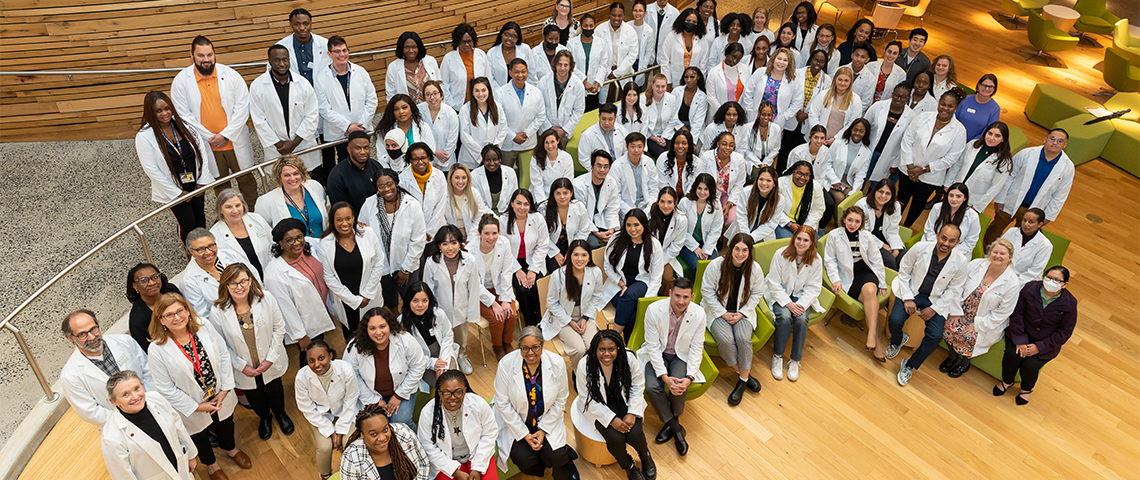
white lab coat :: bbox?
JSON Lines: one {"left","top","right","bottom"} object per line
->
{"left": 701, "top": 150, "right": 747, "bottom": 205}
{"left": 956, "top": 259, "right": 1022, "bottom": 357}
{"left": 619, "top": 105, "right": 650, "bottom": 138}
{"left": 380, "top": 122, "right": 437, "bottom": 173}
{"left": 611, "top": 154, "right": 660, "bottom": 214}
{"left": 278, "top": 33, "right": 330, "bottom": 83}
{"left": 440, "top": 49, "right": 491, "bottom": 111}
{"left": 541, "top": 265, "right": 605, "bottom": 340}
{"left": 645, "top": 2, "right": 681, "bottom": 65}
{"left": 740, "top": 69, "right": 802, "bottom": 127}
{"left": 679, "top": 196, "right": 724, "bottom": 252}
{"left": 458, "top": 102, "right": 512, "bottom": 170}
{"left": 538, "top": 71, "right": 587, "bottom": 142}
{"left": 900, "top": 112, "right": 968, "bottom": 185}
{"left": 629, "top": 20, "right": 655, "bottom": 84}
{"left": 530, "top": 150, "right": 575, "bottom": 205}
{"left": 732, "top": 187, "right": 790, "bottom": 243}
{"left": 359, "top": 194, "right": 427, "bottom": 275}
{"left": 500, "top": 212, "right": 551, "bottom": 274}
{"left": 659, "top": 31, "right": 710, "bottom": 85}
{"left": 417, "top": 394, "right": 498, "bottom": 479}
{"left": 60, "top": 335, "right": 151, "bottom": 429}
{"left": 529, "top": 43, "right": 570, "bottom": 85}
{"left": 765, "top": 247, "right": 825, "bottom": 313}
{"left": 578, "top": 123, "right": 629, "bottom": 167}
{"left": 705, "top": 61, "right": 751, "bottom": 124}
{"left": 910, "top": 93, "right": 939, "bottom": 118}
{"left": 255, "top": 181, "right": 329, "bottom": 237}
{"left": 792, "top": 24, "right": 818, "bottom": 52}
{"left": 181, "top": 248, "right": 259, "bottom": 319}
{"left": 568, "top": 36, "right": 612, "bottom": 87}
{"left": 740, "top": 121, "right": 782, "bottom": 168}
{"left": 423, "top": 252, "right": 483, "bottom": 328}
{"left": 700, "top": 257, "right": 765, "bottom": 330}
{"left": 788, "top": 66, "right": 831, "bottom": 128}
{"left": 806, "top": 90, "right": 863, "bottom": 142}
{"left": 853, "top": 197, "right": 905, "bottom": 250}
{"left": 401, "top": 305, "right": 456, "bottom": 371}
{"left": 827, "top": 138, "right": 872, "bottom": 190}
{"left": 922, "top": 203, "right": 982, "bottom": 257}
{"left": 656, "top": 207, "right": 691, "bottom": 274}
{"left": 101, "top": 394, "right": 197, "bottom": 480}
{"left": 657, "top": 153, "right": 712, "bottom": 194}
{"left": 539, "top": 199, "right": 595, "bottom": 259}
{"left": 444, "top": 192, "right": 493, "bottom": 238}
{"left": 778, "top": 176, "right": 826, "bottom": 228}
{"left": 641, "top": 91, "right": 683, "bottom": 141}
{"left": 295, "top": 359, "right": 360, "bottom": 438}
{"left": 262, "top": 242, "right": 337, "bottom": 344}
{"left": 699, "top": 120, "right": 747, "bottom": 153}
{"left": 385, "top": 56, "right": 441, "bottom": 102}
{"left": 135, "top": 126, "right": 217, "bottom": 203}
{"left": 597, "top": 21, "right": 640, "bottom": 86}
{"left": 824, "top": 228, "right": 889, "bottom": 291}
{"left": 891, "top": 241, "right": 971, "bottom": 316}
{"left": 344, "top": 332, "right": 427, "bottom": 406}
{"left": 471, "top": 236, "right": 521, "bottom": 303}
{"left": 147, "top": 321, "right": 237, "bottom": 434}
{"left": 399, "top": 167, "right": 448, "bottom": 237}
{"left": 1000, "top": 228, "right": 1054, "bottom": 286}
{"left": 169, "top": 63, "right": 254, "bottom": 177}
{"left": 497, "top": 82, "right": 547, "bottom": 153}
{"left": 418, "top": 102, "right": 460, "bottom": 169}
{"left": 316, "top": 226, "right": 386, "bottom": 324}
{"left": 210, "top": 214, "right": 273, "bottom": 271}
{"left": 573, "top": 350, "right": 646, "bottom": 430}
{"left": 206, "top": 292, "right": 288, "bottom": 389}
{"left": 950, "top": 144, "right": 1012, "bottom": 213}
{"left": 863, "top": 99, "right": 916, "bottom": 182}
{"left": 708, "top": 34, "right": 755, "bottom": 71}
{"left": 487, "top": 43, "right": 536, "bottom": 90}
{"left": 787, "top": 143, "right": 834, "bottom": 186}
{"left": 675, "top": 86, "right": 708, "bottom": 141}
{"left": 573, "top": 173, "right": 623, "bottom": 231}
{"left": 314, "top": 62, "right": 378, "bottom": 140}
{"left": 636, "top": 299, "right": 706, "bottom": 382}
{"left": 851, "top": 61, "right": 905, "bottom": 115}
{"left": 798, "top": 44, "right": 842, "bottom": 73}
{"left": 493, "top": 349, "right": 569, "bottom": 472}
{"left": 994, "top": 146, "right": 1075, "bottom": 221}
{"left": 600, "top": 236, "right": 665, "bottom": 301}
{"left": 470, "top": 165, "right": 518, "bottom": 214}
{"left": 249, "top": 70, "right": 321, "bottom": 170}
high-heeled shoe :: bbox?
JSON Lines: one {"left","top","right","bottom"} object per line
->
{"left": 1016, "top": 390, "right": 1032, "bottom": 406}
{"left": 867, "top": 345, "right": 886, "bottom": 362}
{"left": 993, "top": 382, "right": 1012, "bottom": 396}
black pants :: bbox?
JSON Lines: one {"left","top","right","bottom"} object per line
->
{"left": 340, "top": 303, "right": 362, "bottom": 339}
{"left": 1001, "top": 336, "right": 1051, "bottom": 391}
{"left": 896, "top": 174, "right": 940, "bottom": 228}
{"left": 646, "top": 137, "right": 668, "bottom": 160}
{"left": 513, "top": 258, "right": 542, "bottom": 327}
{"left": 379, "top": 271, "right": 420, "bottom": 312}
{"left": 509, "top": 437, "right": 579, "bottom": 480}
{"left": 777, "top": 123, "right": 806, "bottom": 174}
{"left": 595, "top": 418, "right": 649, "bottom": 470}
{"left": 585, "top": 93, "right": 599, "bottom": 113}
{"left": 545, "top": 256, "right": 564, "bottom": 275}
{"left": 171, "top": 193, "right": 206, "bottom": 245}
{"left": 190, "top": 413, "right": 236, "bottom": 466}
{"left": 820, "top": 188, "right": 838, "bottom": 230}
{"left": 244, "top": 375, "right": 286, "bottom": 421}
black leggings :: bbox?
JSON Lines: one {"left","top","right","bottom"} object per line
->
{"left": 513, "top": 258, "right": 542, "bottom": 327}
{"left": 896, "top": 175, "right": 940, "bottom": 228}
{"left": 379, "top": 271, "right": 420, "bottom": 311}
{"left": 510, "top": 437, "right": 579, "bottom": 480}
{"left": 777, "top": 123, "right": 806, "bottom": 174}
{"left": 1001, "top": 335, "right": 1051, "bottom": 391}
{"left": 244, "top": 375, "right": 286, "bottom": 421}
{"left": 190, "top": 413, "right": 236, "bottom": 466}
{"left": 170, "top": 193, "right": 206, "bottom": 245}
{"left": 596, "top": 418, "right": 649, "bottom": 470}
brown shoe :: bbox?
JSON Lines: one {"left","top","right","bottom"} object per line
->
{"left": 209, "top": 469, "right": 230, "bottom": 480}
{"left": 228, "top": 450, "right": 252, "bottom": 469}
{"left": 493, "top": 345, "right": 506, "bottom": 360}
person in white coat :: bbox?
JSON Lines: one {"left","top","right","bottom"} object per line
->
{"left": 440, "top": 23, "right": 491, "bottom": 111}
{"left": 567, "top": 14, "right": 610, "bottom": 111}
{"left": 314, "top": 36, "right": 378, "bottom": 162}
{"left": 493, "top": 327, "right": 578, "bottom": 479}
{"left": 851, "top": 42, "right": 906, "bottom": 115}
{"left": 540, "top": 178, "right": 595, "bottom": 273}
{"left": 675, "top": 68, "right": 709, "bottom": 145}
{"left": 399, "top": 143, "right": 448, "bottom": 239}
{"left": 101, "top": 371, "right": 198, "bottom": 480}
{"left": 419, "top": 81, "right": 460, "bottom": 170}
{"left": 459, "top": 79, "right": 512, "bottom": 170}
{"left": 502, "top": 189, "right": 551, "bottom": 326}
{"left": 700, "top": 101, "right": 748, "bottom": 153}
{"left": 825, "top": 206, "right": 890, "bottom": 360}
{"left": 317, "top": 203, "right": 385, "bottom": 337}
{"left": 922, "top": 183, "right": 981, "bottom": 257}
{"left": 863, "top": 84, "right": 916, "bottom": 185}
{"left": 825, "top": 119, "right": 873, "bottom": 211}
{"left": 908, "top": 71, "right": 940, "bottom": 118}
{"left": 574, "top": 150, "right": 623, "bottom": 246}
{"left": 628, "top": 0, "right": 654, "bottom": 88}
{"left": 487, "top": 22, "right": 537, "bottom": 90}
{"left": 420, "top": 227, "right": 478, "bottom": 374}
{"left": 472, "top": 215, "right": 522, "bottom": 358}
{"left": 136, "top": 91, "right": 217, "bottom": 245}
{"left": 765, "top": 226, "right": 824, "bottom": 381}
{"left": 940, "top": 240, "right": 1021, "bottom": 378}
{"left": 417, "top": 371, "right": 499, "bottom": 480}
{"left": 854, "top": 179, "right": 906, "bottom": 270}
{"left": 470, "top": 145, "right": 518, "bottom": 216}
{"left": 646, "top": 0, "right": 680, "bottom": 67}
{"left": 542, "top": 240, "right": 605, "bottom": 368}
{"left": 707, "top": 14, "right": 755, "bottom": 71}
{"left": 885, "top": 225, "right": 971, "bottom": 386}
{"left": 597, "top": 3, "right": 640, "bottom": 103}
{"left": 211, "top": 189, "right": 273, "bottom": 277}
{"left": 378, "top": 96, "right": 438, "bottom": 173}
{"left": 701, "top": 234, "right": 765, "bottom": 404}
{"left": 147, "top": 293, "right": 248, "bottom": 476}
{"left": 443, "top": 164, "right": 493, "bottom": 239}
{"left": 386, "top": 31, "right": 441, "bottom": 103}
{"left": 208, "top": 264, "right": 292, "bottom": 440}
{"left": 740, "top": 47, "right": 799, "bottom": 125}
{"left": 397, "top": 282, "right": 456, "bottom": 383}
{"left": 985, "top": 129, "right": 1074, "bottom": 248}
{"left": 999, "top": 208, "right": 1054, "bottom": 286}
{"left": 678, "top": 173, "right": 724, "bottom": 267}
{"left": 529, "top": 130, "right": 576, "bottom": 205}
{"left": 637, "top": 281, "right": 704, "bottom": 455}
{"left": 573, "top": 329, "right": 655, "bottom": 479}
{"left": 60, "top": 310, "right": 151, "bottom": 429}
{"left": 612, "top": 132, "right": 660, "bottom": 216}
{"left": 576, "top": 103, "right": 628, "bottom": 168}
{"left": 603, "top": 209, "right": 665, "bottom": 342}
{"left": 706, "top": 43, "right": 751, "bottom": 126}
{"left": 657, "top": 129, "right": 709, "bottom": 197}
{"left": 734, "top": 166, "right": 789, "bottom": 243}
{"left": 948, "top": 121, "right": 1014, "bottom": 214}
{"left": 295, "top": 340, "right": 360, "bottom": 479}
{"left": 659, "top": 9, "right": 710, "bottom": 88}
{"left": 263, "top": 218, "right": 337, "bottom": 355}
{"left": 359, "top": 168, "right": 428, "bottom": 309}
{"left": 181, "top": 228, "right": 260, "bottom": 319}
{"left": 618, "top": 82, "right": 651, "bottom": 138}
{"left": 256, "top": 155, "right": 329, "bottom": 238}
{"left": 642, "top": 74, "right": 684, "bottom": 159}
{"left": 538, "top": 51, "right": 587, "bottom": 146}
{"left": 278, "top": 9, "right": 328, "bottom": 87}
{"left": 777, "top": 50, "right": 831, "bottom": 173}
{"left": 497, "top": 59, "right": 548, "bottom": 168}
{"left": 532, "top": 25, "right": 572, "bottom": 85}
{"left": 776, "top": 161, "right": 827, "bottom": 238}
{"left": 339, "top": 404, "right": 431, "bottom": 479}
{"left": 343, "top": 307, "right": 428, "bottom": 429}
{"left": 649, "top": 186, "right": 690, "bottom": 293}
{"left": 702, "top": 130, "right": 748, "bottom": 229}
{"left": 170, "top": 36, "right": 257, "bottom": 204}
{"left": 897, "top": 91, "right": 968, "bottom": 228}
{"left": 806, "top": 66, "right": 863, "bottom": 146}
{"left": 739, "top": 100, "right": 782, "bottom": 176}
{"left": 250, "top": 46, "right": 321, "bottom": 172}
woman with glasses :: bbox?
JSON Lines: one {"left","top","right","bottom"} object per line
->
{"left": 417, "top": 370, "right": 499, "bottom": 480}
{"left": 544, "top": 0, "right": 580, "bottom": 45}
{"left": 418, "top": 81, "right": 460, "bottom": 170}
{"left": 440, "top": 23, "right": 491, "bottom": 111}
{"left": 126, "top": 262, "right": 182, "bottom": 352}
{"left": 955, "top": 74, "right": 1001, "bottom": 142}
{"left": 263, "top": 218, "right": 337, "bottom": 363}
{"left": 181, "top": 228, "right": 259, "bottom": 319}
{"left": 208, "top": 264, "right": 292, "bottom": 441}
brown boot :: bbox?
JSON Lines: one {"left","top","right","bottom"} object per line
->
{"left": 493, "top": 345, "right": 506, "bottom": 360}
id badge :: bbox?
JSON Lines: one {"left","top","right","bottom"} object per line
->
{"left": 205, "top": 387, "right": 216, "bottom": 399}
{"left": 180, "top": 172, "right": 196, "bottom": 184}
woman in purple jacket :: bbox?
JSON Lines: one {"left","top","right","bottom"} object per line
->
{"left": 994, "top": 265, "right": 1076, "bottom": 406}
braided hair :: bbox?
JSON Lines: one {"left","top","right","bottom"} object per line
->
{"left": 584, "top": 329, "right": 632, "bottom": 409}
{"left": 347, "top": 403, "right": 417, "bottom": 480}
{"left": 430, "top": 370, "right": 475, "bottom": 442}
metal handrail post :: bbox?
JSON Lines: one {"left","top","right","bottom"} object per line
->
{"left": 133, "top": 225, "right": 154, "bottom": 266}
{"left": 7, "top": 324, "right": 59, "bottom": 403}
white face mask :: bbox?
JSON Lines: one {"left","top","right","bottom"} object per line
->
{"left": 1042, "top": 278, "right": 1064, "bottom": 293}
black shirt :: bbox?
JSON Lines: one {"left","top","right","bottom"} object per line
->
{"left": 334, "top": 240, "right": 364, "bottom": 296}
{"left": 592, "top": 181, "right": 604, "bottom": 215}
{"left": 271, "top": 73, "right": 292, "bottom": 132}
{"left": 622, "top": 242, "right": 644, "bottom": 277}
{"left": 486, "top": 166, "right": 503, "bottom": 194}
{"left": 235, "top": 236, "right": 264, "bottom": 279}
{"left": 603, "top": 370, "right": 629, "bottom": 417}
{"left": 129, "top": 283, "right": 181, "bottom": 352}
{"left": 122, "top": 405, "right": 178, "bottom": 469}
{"left": 870, "top": 211, "right": 887, "bottom": 245}
{"left": 327, "top": 158, "right": 383, "bottom": 214}
{"left": 376, "top": 464, "right": 397, "bottom": 480}
{"left": 874, "top": 109, "right": 903, "bottom": 154}
{"left": 162, "top": 126, "right": 199, "bottom": 191}
{"left": 554, "top": 78, "right": 569, "bottom": 108}
{"left": 335, "top": 69, "right": 352, "bottom": 105}
{"left": 918, "top": 249, "right": 950, "bottom": 296}
{"left": 725, "top": 266, "right": 744, "bottom": 312}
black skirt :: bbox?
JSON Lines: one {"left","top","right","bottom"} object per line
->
{"left": 846, "top": 259, "right": 879, "bottom": 298}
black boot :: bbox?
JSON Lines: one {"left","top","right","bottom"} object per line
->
{"left": 258, "top": 417, "right": 273, "bottom": 440}
{"left": 641, "top": 450, "right": 657, "bottom": 480}
{"left": 728, "top": 379, "right": 747, "bottom": 406}
{"left": 626, "top": 466, "right": 645, "bottom": 480}
{"left": 275, "top": 412, "right": 295, "bottom": 435}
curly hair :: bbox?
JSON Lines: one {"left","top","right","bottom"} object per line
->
{"left": 348, "top": 307, "right": 408, "bottom": 357}
{"left": 347, "top": 403, "right": 418, "bottom": 480}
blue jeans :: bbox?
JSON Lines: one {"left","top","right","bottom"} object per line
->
{"left": 611, "top": 275, "right": 649, "bottom": 343}
{"left": 774, "top": 225, "right": 794, "bottom": 239}
{"left": 887, "top": 294, "right": 945, "bottom": 370}
{"left": 384, "top": 392, "right": 417, "bottom": 430}
{"left": 771, "top": 296, "right": 810, "bottom": 362}
{"left": 678, "top": 246, "right": 717, "bottom": 277}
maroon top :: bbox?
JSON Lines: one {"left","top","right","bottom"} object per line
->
{"left": 373, "top": 343, "right": 396, "bottom": 398}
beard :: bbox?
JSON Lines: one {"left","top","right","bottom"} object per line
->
{"left": 78, "top": 337, "right": 104, "bottom": 355}
{"left": 195, "top": 61, "right": 216, "bottom": 76}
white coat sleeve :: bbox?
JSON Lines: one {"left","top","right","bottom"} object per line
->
{"left": 576, "top": 359, "right": 617, "bottom": 425}
{"left": 263, "top": 271, "right": 308, "bottom": 342}
{"left": 219, "top": 77, "right": 250, "bottom": 143}
{"left": 537, "top": 358, "right": 569, "bottom": 436}
{"left": 295, "top": 372, "right": 336, "bottom": 438}
{"left": 317, "top": 80, "right": 351, "bottom": 138}
{"left": 360, "top": 77, "right": 379, "bottom": 128}
{"left": 402, "top": 208, "right": 428, "bottom": 273}
{"left": 894, "top": 245, "right": 919, "bottom": 301}
{"left": 396, "top": 339, "right": 427, "bottom": 401}
{"left": 1044, "top": 167, "right": 1073, "bottom": 221}
{"left": 135, "top": 134, "right": 183, "bottom": 202}
{"left": 493, "top": 371, "right": 528, "bottom": 442}
{"left": 147, "top": 348, "right": 200, "bottom": 418}
{"left": 249, "top": 89, "right": 280, "bottom": 148}
{"left": 418, "top": 407, "right": 460, "bottom": 477}
{"left": 298, "top": 85, "right": 320, "bottom": 140}
{"left": 321, "top": 242, "right": 365, "bottom": 309}
{"left": 700, "top": 264, "right": 727, "bottom": 319}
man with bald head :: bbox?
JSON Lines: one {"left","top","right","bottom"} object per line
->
{"left": 59, "top": 309, "right": 152, "bottom": 428}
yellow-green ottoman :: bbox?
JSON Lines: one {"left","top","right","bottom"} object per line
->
{"left": 1025, "top": 84, "right": 1094, "bottom": 129}
{"left": 1104, "top": 92, "right": 1140, "bottom": 122}
{"left": 1103, "top": 118, "right": 1140, "bottom": 177}
{"left": 1009, "top": 125, "right": 1028, "bottom": 154}
{"left": 1052, "top": 114, "right": 1114, "bottom": 166}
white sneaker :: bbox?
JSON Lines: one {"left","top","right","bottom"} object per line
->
{"left": 771, "top": 355, "right": 784, "bottom": 380}
{"left": 897, "top": 359, "right": 913, "bottom": 386}
{"left": 458, "top": 353, "right": 473, "bottom": 374}
{"left": 788, "top": 361, "right": 800, "bottom": 382}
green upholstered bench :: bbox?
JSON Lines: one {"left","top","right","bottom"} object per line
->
{"left": 1103, "top": 118, "right": 1140, "bottom": 177}
{"left": 1052, "top": 113, "right": 1115, "bottom": 166}
{"left": 1103, "top": 92, "right": 1140, "bottom": 122}
{"left": 1008, "top": 125, "right": 1029, "bottom": 154}
{"left": 565, "top": 109, "right": 598, "bottom": 175}
{"left": 1024, "top": 84, "right": 1096, "bottom": 129}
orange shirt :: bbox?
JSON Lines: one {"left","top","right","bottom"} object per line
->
{"left": 460, "top": 50, "right": 475, "bottom": 103}
{"left": 195, "top": 68, "right": 233, "bottom": 151}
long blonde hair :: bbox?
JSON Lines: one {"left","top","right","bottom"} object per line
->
{"left": 645, "top": 74, "right": 668, "bottom": 107}
{"left": 447, "top": 164, "right": 480, "bottom": 220}
{"left": 765, "top": 48, "right": 797, "bottom": 81}
{"left": 822, "top": 66, "right": 854, "bottom": 111}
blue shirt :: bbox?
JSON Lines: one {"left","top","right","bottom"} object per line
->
{"left": 1022, "top": 149, "right": 1060, "bottom": 207}
{"left": 293, "top": 36, "right": 315, "bottom": 85}
{"left": 286, "top": 188, "right": 324, "bottom": 237}
{"left": 955, "top": 95, "right": 1001, "bottom": 141}
{"left": 513, "top": 83, "right": 526, "bottom": 106}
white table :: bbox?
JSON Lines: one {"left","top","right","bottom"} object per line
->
{"left": 1042, "top": 4, "right": 1080, "bottom": 33}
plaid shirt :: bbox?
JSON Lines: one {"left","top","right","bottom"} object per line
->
{"left": 340, "top": 422, "right": 430, "bottom": 480}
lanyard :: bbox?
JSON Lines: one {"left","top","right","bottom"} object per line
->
{"left": 161, "top": 127, "right": 183, "bottom": 157}
{"left": 285, "top": 189, "right": 310, "bottom": 226}
{"left": 179, "top": 335, "right": 203, "bottom": 378}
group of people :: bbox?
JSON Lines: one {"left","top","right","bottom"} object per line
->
{"left": 100, "top": 1, "right": 1084, "bottom": 479}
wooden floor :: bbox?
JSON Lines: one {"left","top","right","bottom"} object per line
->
{"left": 17, "top": 2, "right": 1140, "bottom": 479}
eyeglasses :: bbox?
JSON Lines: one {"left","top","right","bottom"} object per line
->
{"left": 439, "top": 389, "right": 466, "bottom": 399}
{"left": 556, "top": 3, "right": 571, "bottom": 8}
{"left": 161, "top": 307, "right": 189, "bottom": 322}
{"left": 793, "top": 171, "right": 811, "bottom": 178}
{"left": 134, "top": 273, "right": 162, "bottom": 286}
{"left": 330, "top": 48, "right": 349, "bottom": 55}
{"left": 460, "top": 38, "right": 474, "bottom": 45}
{"left": 71, "top": 325, "right": 100, "bottom": 340}
{"left": 594, "top": 163, "right": 611, "bottom": 170}
{"left": 978, "top": 84, "right": 996, "bottom": 91}
{"left": 189, "top": 243, "right": 217, "bottom": 254}
{"left": 228, "top": 278, "right": 251, "bottom": 288}
{"left": 425, "top": 91, "right": 441, "bottom": 98}
{"left": 519, "top": 344, "right": 543, "bottom": 353}
{"left": 1046, "top": 135, "right": 1067, "bottom": 144}
{"left": 283, "top": 236, "right": 306, "bottom": 245}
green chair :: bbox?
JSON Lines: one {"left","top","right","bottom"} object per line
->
{"left": 516, "top": 151, "right": 534, "bottom": 190}
{"left": 1073, "top": 0, "right": 1120, "bottom": 42}
{"left": 817, "top": 234, "right": 897, "bottom": 325}
{"left": 1103, "top": 119, "right": 1140, "bottom": 177}
{"left": 1103, "top": 92, "right": 1140, "bottom": 122}
{"left": 1021, "top": 10, "right": 1079, "bottom": 67}
{"left": 835, "top": 190, "right": 863, "bottom": 224}
{"left": 903, "top": 230, "right": 923, "bottom": 251}
{"left": 692, "top": 259, "right": 711, "bottom": 304}
{"left": 1113, "top": 19, "right": 1140, "bottom": 68}
{"left": 973, "top": 213, "right": 992, "bottom": 259}
{"left": 1001, "top": 0, "right": 1048, "bottom": 28}
{"left": 1024, "top": 84, "right": 1095, "bottom": 129}
{"left": 627, "top": 297, "right": 719, "bottom": 401}
{"left": 1040, "top": 229, "right": 1071, "bottom": 271}
{"left": 1008, "top": 125, "right": 1029, "bottom": 154}
{"left": 1052, "top": 113, "right": 1115, "bottom": 166}
{"left": 751, "top": 238, "right": 837, "bottom": 329}
{"left": 702, "top": 309, "right": 776, "bottom": 358}
{"left": 898, "top": 226, "right": 914, "bottom": 244}
{"left": 565, "top": 109, "right": 598, "bottom": 174}
{"left": 1104, "top": 46, "right": 1140, "bottom": 93}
